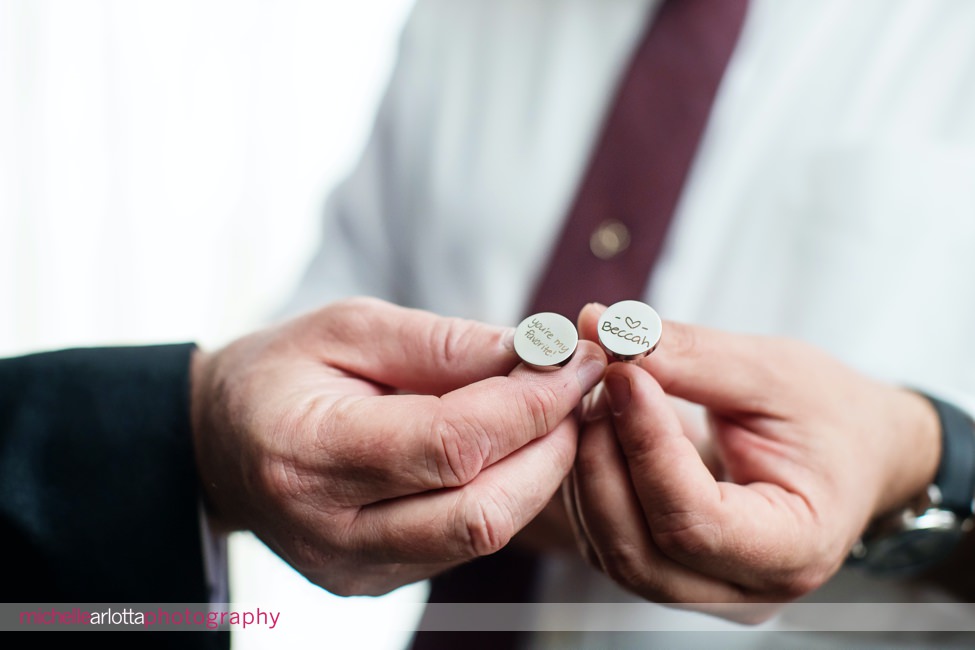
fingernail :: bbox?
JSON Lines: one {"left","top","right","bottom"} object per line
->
{"left": 500, "top": 328, "right": 515, "bottom": 353}
{"left": 576, "top": 356, "right": 606, "bottom": 390}
{"left": 605, "top": 373, "right": 631, "bottom": 416}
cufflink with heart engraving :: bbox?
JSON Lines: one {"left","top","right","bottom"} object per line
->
{"left": 597, "top": 300, "right": 662, "bottom": 361}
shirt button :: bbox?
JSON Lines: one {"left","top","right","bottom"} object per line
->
{"left": 589, "top": 220, "right": 631, "bottom": 260}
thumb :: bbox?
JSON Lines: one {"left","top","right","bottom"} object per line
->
{"left": 602, "top": 362, "right": 802, "bottom": 590}
{"left": 579, "top": 303, "right": 775, "bottom": 414}
{"left": 297, "top": 297, "right": 520, "bottom": 395}
{"left": 602, "top": 362, "right": 721, "bottom": 527}
{"left": 637, "top": 320, "right": 782, "bottom": 414}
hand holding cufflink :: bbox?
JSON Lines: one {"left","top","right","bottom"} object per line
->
{"left": 563, "top": 302, "right": 945, "bottom": 621}
{"left": 192, "top": 297, "right": 607, "bottom": 596}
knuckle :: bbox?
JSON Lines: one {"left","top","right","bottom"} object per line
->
{"left": 767, "top": 337, "right": 821, "bottom": 381}
{"left": 650, "top": 513, "right": 722, "bottom": 560}
{"left": 775, "top": 555, "right": 835, "bottom": 598}
{"left": 320, "top": 395, "right": 358, "bottom": 445}
{"left": 428, "top": 316, "right": 476, "bottom": 366}
{"left": 599, "top": 543, "right": 654, "bottom": 592}
{"left": 458, "top": 491, "right": 516, "bottom": 558}
{"left": 430, "top": 407, "right": 488, "bottom": 487}
{"left": 332, "top": 295, "right": 381, "bottom": 316}
{"left": 765, "top": 337, "right": 803, "bottom": 377}
{"left": 775, "top": 567, "right": 829, "bottom": 600}
{"left": 257, "top": 455, "right": 307, "bottom": 506}
{"left": 319, "top": 298, "right": 358, "bottom": 330}
{"left": 316, "top": 397, "right": 369, "bottom": 473}
{"left": 666, "top": 322, "right": 700, "bottom": 362}
{"left": 519, "top": 381, "right": 564, "bottom": 435}
{"left": 319, "top": 296, "right": 384, "bottom": 340}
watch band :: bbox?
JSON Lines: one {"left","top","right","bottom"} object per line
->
{"left": 925, "top": 393, "right": 975, "bottom": 518}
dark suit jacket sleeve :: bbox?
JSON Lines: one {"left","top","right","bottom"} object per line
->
{"left": 0, "top": 344, "right": 210, "bottom": 604}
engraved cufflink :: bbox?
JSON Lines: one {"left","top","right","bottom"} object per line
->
{"left": 597, "top": 300, "right": 662, "bottom": 361}
{"left": 514, "top": 312, "right": 579, "bottom": 368}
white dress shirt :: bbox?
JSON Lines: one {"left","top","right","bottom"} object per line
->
{"left": 288, "top": 0, "right": 975, "bottom": 644}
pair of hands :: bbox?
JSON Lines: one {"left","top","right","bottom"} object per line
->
{"left": 190, "top": 297, "right": 940, "bottom": 617}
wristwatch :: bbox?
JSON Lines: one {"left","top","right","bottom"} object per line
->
{"left": 847, "top": 394, "right": 975, "bottom": 576}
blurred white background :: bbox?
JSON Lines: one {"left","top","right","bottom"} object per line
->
{"left": 0, "top": 0, "right": 425, "bottom": 647}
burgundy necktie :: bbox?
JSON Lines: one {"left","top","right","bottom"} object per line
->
{"left": 412, "top": 1, "right": 748, "bottom": 648}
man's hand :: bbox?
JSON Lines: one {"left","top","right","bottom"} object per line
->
{"left": 565, "top": 303, "right": 940, "bottom": 621}
{"left": 190, "top": 297, "right": 606, "bottom": 596}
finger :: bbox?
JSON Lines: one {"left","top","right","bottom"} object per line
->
{"left": 672, "top": 397, "right": 724, "bottom": 479}
{"left": 576, "top": 303, "right": 610, "bottom": 423}
{"left": 580, "top": 380, "right": 610, "bottom": 423}
{"left": 605, "top": 362, "right": 818, "bottom": 591}
{"left": 348, "top": 417, "right": 580, "bottom": 564}
{"left": 580, "top": 301, "right": 786, "bottom": 415}
{"left": 305, "top": 296, "right": 521, "bottom": 395}
{"left": 573, "top": 415, "right": 753, "bottom": 605}
{"left": 563, "top": 462, "right": 600, "bottom": 569}
{"left": 577, "top": 302, "right": 605, "bottom": 344}
{"left": 604, "top": 362, "right": 722, "bottom": 525}
{"left": 321, "top": 342, "right": 606, "bottom": 503}
{"left": 636, "top": 320, "right": 788, "bottom": 415}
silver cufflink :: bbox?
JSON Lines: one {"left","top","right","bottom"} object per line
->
{"left": 514, "top": 312, "right": 579, "bottom": 368}
{"left": 597, "top": 300, "right": 662, "bottom": 361}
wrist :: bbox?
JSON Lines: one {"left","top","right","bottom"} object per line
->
{"left": 849, "top": 390, "right": 975, "bottom": 575}
{"left": 189, "top": 347, "right": 239, "bottom": 534}
{"left": 872, "top": 388, "right": 941, "bottom": 519}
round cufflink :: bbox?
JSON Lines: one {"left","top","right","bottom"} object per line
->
{"left": 514, "top": 312, "right": 579, "bottom": 368}
{"left": 597, "top": 300, "right": 662, "bottom": 361}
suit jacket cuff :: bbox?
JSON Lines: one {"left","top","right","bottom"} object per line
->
{"left": 0, "top": 344, "right": 209, "bottom": 603}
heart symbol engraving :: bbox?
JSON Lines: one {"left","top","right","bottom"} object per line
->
{"left": 625, "top": 316, "right": 641, "bottom": 329}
